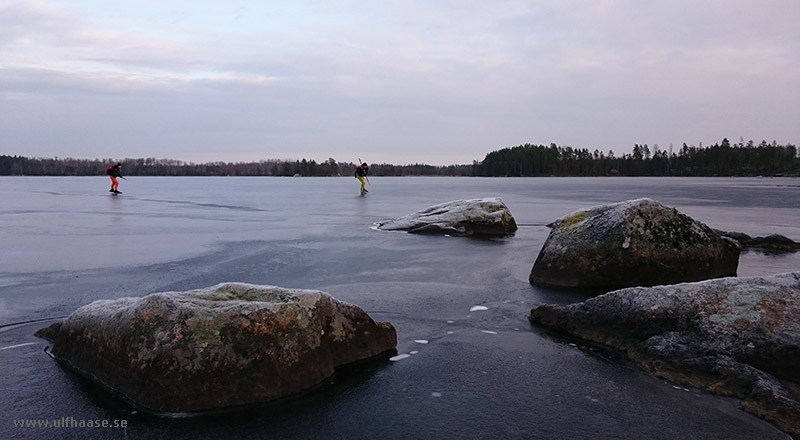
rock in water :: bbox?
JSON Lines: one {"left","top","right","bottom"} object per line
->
{"left": 529, "top": 272, "right": 800, "bottom": 437}
{"left": 716, "top": 229, "right": 800, "bottom": 253}
{"left": 35, "top": 283, "right": 397, "bottom": 414}
{"left": 377, "top": 197, "right": 517, "bottom": 237}
{"left": 529, "top": 198, "right": 740, "bottom": 288}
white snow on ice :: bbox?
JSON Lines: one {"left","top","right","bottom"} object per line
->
{"left": 0, "top": 342, "right": 36, "bottom": 350}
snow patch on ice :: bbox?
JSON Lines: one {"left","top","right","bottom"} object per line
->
{"left": 390, "top": 354, "right": 411, "bottom": 361}
{"left": 481, "top": 330, "right": 498, "bottom": 335}
{"left": 0, "top": 342, "right": 36, "bottom": 350}
{"left": 414, "top": 339, "right": 429, "bottom": 344}
{"left": 470, "top": 305, "right": 488, "bottom": 312}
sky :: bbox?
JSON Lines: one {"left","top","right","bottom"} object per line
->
{"left": 1, "top": 0, "right": 799, "bottom": 166}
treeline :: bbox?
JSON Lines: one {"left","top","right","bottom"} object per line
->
{"left": 0, "top": 156, "right": 473, "bottom": 177}
{"left": 477, "top": 138, "right": 799, "bottom": 177}
{"left": 2, "top": 138, "right": 797, "bottom": 177}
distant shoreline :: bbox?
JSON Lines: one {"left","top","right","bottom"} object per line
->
{"left": 3, "top": 138, "right": 798, "bottom": 177}
{"left": 2, "top": 174, "right": 799, "bottom": 178}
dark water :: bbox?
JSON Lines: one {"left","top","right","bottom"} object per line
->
{"left": 1, "top": 176, "right": 798, "bottom": 439}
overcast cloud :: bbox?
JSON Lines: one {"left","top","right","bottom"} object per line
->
{"left": 1, "top": 0, "right": 798, "bottom": 165}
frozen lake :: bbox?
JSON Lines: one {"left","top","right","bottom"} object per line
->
{"left": 1, "top": 176, "right": 798, "bottom": 439}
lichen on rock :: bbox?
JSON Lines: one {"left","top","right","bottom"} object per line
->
{"left": 35, "top": 283, "right": 397, "bottom": 414}
{"left": 529, "top": 198, "right": 740, "bottom": 289}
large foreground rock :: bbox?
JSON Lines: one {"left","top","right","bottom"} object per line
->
{"left": 376, "top": 197, "right": 517, "bottom": 237}
{"left": 529, "top": 198, "right": 740, "bottom": 288}
{"left": 35, "top": 283, "right": 397, "bottom": 414}
{"left": 529, "top": 272, "right": 800, "bottom": 437}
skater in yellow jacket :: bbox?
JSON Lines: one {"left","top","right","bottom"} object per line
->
{"left": 354, "top": 162, "right": 369, "bottom": 194}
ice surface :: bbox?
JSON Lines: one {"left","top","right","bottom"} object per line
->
{"left": 2, "top": 176, "right": 798, "bottom": 440}
{"left": 0, "top": 177, "right": 357, "bottom": 273}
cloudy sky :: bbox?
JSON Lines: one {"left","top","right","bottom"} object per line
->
{"left": 2, "top": 0, "right": 798, "bottom": 165}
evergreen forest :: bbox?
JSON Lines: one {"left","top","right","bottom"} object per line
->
{"left": 476, "top": 139, "right": 798, "bottom": 177}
